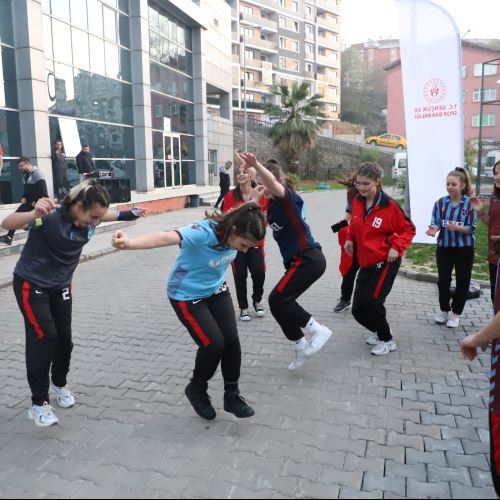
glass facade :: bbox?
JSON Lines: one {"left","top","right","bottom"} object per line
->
{"left": 42, "top": 0, "right": 136, "bottom": 189}
{"left": 149, "top": 2, "right": 196, "bottom": 187}
{"left": 0, "top": 0, "right": 21, "bottom": 204}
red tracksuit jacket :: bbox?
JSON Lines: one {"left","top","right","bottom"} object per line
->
{"left": 346, "top": 191, "right": 416, "bottom": 268}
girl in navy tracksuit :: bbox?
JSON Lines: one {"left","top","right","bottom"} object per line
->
{"left": 426, "top": 167, "right": 476, "bottom": 329}
{"left": 1, "top": 180, "right": 145, "bottom": 427}
{"left": 237, "top": 152, "right": 333, "bottom": 371}
{"left": 345, "top": 162, "right": 416, "bottom": 356}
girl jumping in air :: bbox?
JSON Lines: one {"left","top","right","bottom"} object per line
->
{"left": 1, "top": 180, "right": 145, "bottom": 427}
{"left": 222, "top": 163, "right": 269, "bottom": 321}
{"left": 112, "top": 204, "right": 267, "bottom": 421}
{"left": 426, "top": 167, "right": 476, "bottom": 328}
{"left": 236, "top": 152, "right": 333, "bottom": 371}
{"left": 345, "top": 162, "right": 416, "bottom": 356}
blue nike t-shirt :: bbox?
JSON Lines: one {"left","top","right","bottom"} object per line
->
{"left": 167, "top": 219, "right": 237, "bottom": 301}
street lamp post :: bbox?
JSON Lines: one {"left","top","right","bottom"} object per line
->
{"left": 240, "top": 13, "right": 248, "bottom": 152}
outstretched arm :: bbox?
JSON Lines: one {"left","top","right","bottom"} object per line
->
{"left": 1, "top": 198, "right": 57, "bottom": 230}
{"left": 102, "top": 207, "right": 147, "bottom": 223}
{"left": 237, "top": 152, "right": 286, "bottom": 198}
{"left": 112, "top": 229, "right": 181, "bottom": 250}
{"left": 461, "top": 310, "right": 500, "bottom": 361}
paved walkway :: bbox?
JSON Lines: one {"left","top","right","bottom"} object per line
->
{"left": 0, "top": 191, "right": 496, "bottom": 498}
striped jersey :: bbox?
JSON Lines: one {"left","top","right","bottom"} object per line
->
{"left": 431, "top": 195, "right": 476, "bottom": 247}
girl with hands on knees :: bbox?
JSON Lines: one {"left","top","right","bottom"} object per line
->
{"left": 344, "top": 162, "right": 416, "bottom": 356}
{"left": 430, "top": 168, "right": 476, "bottom": 328}
{"left": 235, "top": 151, "right": 333, "bottom": 372}
{"left": 470, "top": 160, "right": 500, "bottom": 302}
{"left": 113, "top": 204, "right": 267, "bottom": 421}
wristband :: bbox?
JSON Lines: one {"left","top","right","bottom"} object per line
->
{"left": 331, "top": 219, "right": 348, "bottom": 233}
{"left": 117, "top": 208, "right": 141, "bottom": 221}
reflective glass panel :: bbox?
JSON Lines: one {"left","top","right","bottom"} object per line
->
{"left": 54, "top": 62, "right": 76, "bottom": 115}
{"left": 118, "top": 0, "right": 129, "bottom": 14}
{"left": 105, "top": 42, "right": 120, "bottom": 79}
{"left": 43, "top": 15, "right": 54, "bottom": 60}
{"left": 51, "top": 0, "right": 70, "bottom": 22}
{"left": 152, "top": 132, "right": 163, "bottom": 159}
{"left": 0, "top": 0, "right": 14, "bottom": 45}
{"left": 72, "top": 28, "right": 90, "bottom": 71}
{"left": 2, "top": 47, "right": 18, "bottom": 108}
{"left": 87, "top": 0, "right": 103, "bottom": 37}
{"left": 150, "top": 64, "right": 193, "bottom": 101}
{"left": 148, "top": 6, "right": 159, "bottom": 31}
{"left": 151, "top": 92, "right": 192, "bottom": 134}
{"left": 103, "top": 6, "right": 117, "bottom": 42}
{"left": 118, "top": 14, "right": 130, "bottom": 48}
{"left": 41, "top": 0, "right": 51, "bottom": 14}
{"left": 0, "top": 110, "right": 21, "bottom": 157}
{"left": 89, "top": 36, "right": 105, "bottom": 75}
{"left": 74, "top": 68, "right": 93, "bottom": 119}
{"left": 120, "top": 49, "right": 131, "bottom": 82}
{"left": 52, "top": 19, "right": 73, "bottom": 64}
{"left": 70, "top": 0, "right": 88, "bottom": 31}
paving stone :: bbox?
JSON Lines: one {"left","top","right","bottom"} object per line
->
{"left": 436, "top": 403, "right": 471, "bottom": 418}
{"left": 350, "top": 426, "right": 386, "bottom": 445}
{"left": 449, "top": 483, "right": 497, "bottom": 499}
{"left": 427, "top": 464, "right": 472, "bottom": 486}
{"left": 424, "top": 437, "right": 464, "bottom": 454}
{"left": 385, "top": 460, "right": 426, "bottom": 481}
{"left": 407, "top": 479, "right": 451, "bottom": 499}
{"left": 470, "top": 468, "right": 494, "bottom": 488}
{"left": 461, "top": 439, "right": 490, "bottom": 455}
{"left": 421, "top": 412, "right": 457, "bottom": 428}
{"left": 406, "top": 422, "right": 442, "bottom": 439}
{"left": 406, "top": 449, "right": 446, "bottom": 467}
{"left": 446, "top": 452, "right": 491, "bottom": 471}
{"left": 339, "top": 487, "right": 383, "bottom": 499}
{"left": 343, "top": 455, "right": 384, "bottom": 475}
{"left": 362, "top": 474, "right": 405, "bottom": 497}
{"left": 387, "top": 432, "right": 424, "bottom": 451}
{"left": 365, "top": 443, "right": 405, "bottom": 463}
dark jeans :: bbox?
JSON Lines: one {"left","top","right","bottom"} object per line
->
{"left": 436, "top": 246, "right": 474, "bottom": 315}
{"left": 341, "top": 253, "right": 360, "bottom": 303}
{"left": 214, "top": 187, "right": 230, "bottom": 209}
{"left": 5, "top": 203, "right": 32, "bottom": 239}
{"left": 231, "top": 246, "right": 266, "bottom": 310}
{"left": 170, "top": 286, "right": 241, "bottom": 384}
{"left": 268, "top": 247, "right": 327, "bottom": 342}
{"left": 490, "top": 263, "right": 498, "bottom": 304}
{"left": 352, "top": 258, "right": 401, "bottom": 342}
{"left": 53, "top": 166, "right": 70, "bottom": 200}
{"left": 13, "top": 276, "right": 73, "bottom": 406}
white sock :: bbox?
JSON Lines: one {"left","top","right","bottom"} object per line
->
{"left": 303, "top": 317, "right": 321, "bottom": 335}
{"left": 295, "top": 337, "right": 308, "bottom": 350}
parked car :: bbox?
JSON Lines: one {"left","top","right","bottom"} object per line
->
{"left": 366, "top": 133, "right": 407, "bottom": 150}
{"left": 484, "top": 150, "right": 500, "bottom": 178}
{"left": 392, "top": 152, "right": 407, "bottom": 179}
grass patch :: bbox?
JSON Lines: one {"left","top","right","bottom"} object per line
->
{"left": 405, "top": 220, "right": 489, "bottom": 281}
{"left": 298, "top": 183, "right": 345, "bottom": 191}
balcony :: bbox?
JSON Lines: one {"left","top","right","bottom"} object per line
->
{"left": 244, "top": 0, "right": 278, "bottom": 14}
{"left": 318, "top": 35, "right": 339, "bottom": 50}
{"left": 245, "top": 79, "right": 273, "bottom": 91}
{"left": 317, "top": 0, "right": 341, "bottom": 16}
{"left": 245, "top": 37, "right": 278, "bottom": 54}
{"left": 317, "top": 54, "right": 339, "bottom": 68}
{"left": 304, "top": 71, "right": 315, "bottom": 80}
{"left": 241, "top": 12, "right": 277, "bottom": 32}
{"left": 317, "top": 15, "right": 340, "bottom": 33}
{"left": 317, "top": 73, "right": 339, "bottom": 83}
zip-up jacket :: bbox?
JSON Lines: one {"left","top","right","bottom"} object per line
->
{"left": 346, "top": 191, "right": 416, "bottom": 268}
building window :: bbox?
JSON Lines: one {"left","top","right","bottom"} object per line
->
{"left": 292, "top": 60, "right": 299, "bottom": 72}
{"left": 474, "top": 63, "right": 497, "bottom": 77}
{"left": 306, "top": 4, "right": 313, "bottom": 15}
{"left": 472, "top": 113, "right": 496, "bottom": 127}
{"left": 245, "top": 71, "right": 254, "bottom": 80}
{"left": 245, "top": 50, "right": 254, "bottom": 61}
{"left": 306, "top": 24, "right": 313, "bottom": 36}
{"left": 292, "top": 1, "right": 299, "bottom": 12}
{"left": 390, "top": 48, "right": 398, "bottom": 62}
{"left": 293, "top": 21, "right": 299, "bottom": 32}
{"left": 245, "top": 93, "right": 255, "bottom": 102}
{"left": 244, "top": 28, "right": 253, "bottom": 39}
{"left": 292, "top": 41, "right": 299, "bottom": 52}
{"left": 306, "top": 62, "right": 313, "bottom": 72}
{"left": 279, "top": 57, "right": 286, "bottom": 69}
{"left": 305, "top": 43, "right": 313, "bottom": 54}
{"left": 473, "top": 89, "right": 497, "bottom": 102}
{"left": 279, "top": 0, "right": 285, "bottom": 7}
{"left": 279, "top": 36, "right": 286, "bottom": 48}
{"left": 280, "top": 77, "right": 287, "bottom": 85}
{"left": 279, "top": 16, "right": 286, "bottom": 28}
{"left": 462, "top": 65, "right": 467, "bottom": 78}
{"left": 242, "top": 5, "right": 253, "bottom": 15}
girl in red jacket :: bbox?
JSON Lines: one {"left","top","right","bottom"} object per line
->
{"left": 222, "top": 164, "right": 268, "bottom": 321}
{"left": 345, "top": 162, "right": 416, "bottom": 356}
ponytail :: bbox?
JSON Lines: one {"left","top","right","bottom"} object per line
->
{"left": 62, "top": 180, "right": 111, "bottom": 212}
{"left": 207, "top": 202, "right": 266, "bottom": 248}
{"left": 448, "top": 167, "right": 472, "bottom": 196}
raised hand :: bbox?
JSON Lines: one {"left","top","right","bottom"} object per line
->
{"left": 469, "top": 195, "right": 484, "bottom": 212}
{"left": 112, "top": 229, "right": 129, "bottom": 250}
{"left": 34, "top": 198, "right": 57, "bottom": 218}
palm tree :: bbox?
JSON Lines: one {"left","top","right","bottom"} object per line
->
{"left": 264, "top": 81, "right": 323, "bottom": 174}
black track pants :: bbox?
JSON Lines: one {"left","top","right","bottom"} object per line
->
{"left": 231, "top": 246, "right": 266, "bottom": 310}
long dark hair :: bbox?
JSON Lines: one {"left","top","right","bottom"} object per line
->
{"left": 494, "top": 161, "right": 500, "bottom": 197}
{"left": 265, "top": 159, "right": 296, "bottom": 191}
{"left": 207, "top": 202, "right": 266, "bottom": 248}
{"left": 447, "top": 167, "right": 472, "bottom": 196}
{"left": 337, "top": 172, "right": 358, "bottom": 204}
{"left": 62, "top": 180, "right": 111, "bottom": 213}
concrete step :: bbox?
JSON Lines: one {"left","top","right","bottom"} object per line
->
{"left": 0, "top": 219, "right": 136, "bottom": 258}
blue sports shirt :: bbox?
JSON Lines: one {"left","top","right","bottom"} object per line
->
{"left": 431, "top": 195, "right": 476, "bottom": 248}
{"left": 267, "top": 186, "right": 321, "bottom": 267}
{"left": 167, "top": 219, "right": 237, "bottom": 301}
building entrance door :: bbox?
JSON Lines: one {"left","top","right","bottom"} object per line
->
{"left": 157, "top": 133, "right": 183, "bottom": 188}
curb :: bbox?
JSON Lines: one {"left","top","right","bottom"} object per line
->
{"left": 399, "top": 267, "right": 491, "bottom": 289}
{"left": 0, "top": 246, "right": 118, "bottom": 290}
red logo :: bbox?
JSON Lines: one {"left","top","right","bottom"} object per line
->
{"left": 423, "top": 78, "right": 447, "bottom": 103}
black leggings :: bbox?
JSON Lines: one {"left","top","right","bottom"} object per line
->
{"left": 268, "top": 247, "right": 327, "bottom": 342}
{"left": 352, "top": 258, "right": 401, "bottom": 342}
{"left": 214, "top": 187, "right": 230, "bottom": 209}
{"left": 341, "top": 253, "right": 360, "bottom": 303}
{"left": 231, "top": 246, "right": 266, "bottom": 310}
{"left": 436, "top": 246, "right": 474, "bottom": 315}
{"left": 490, "top": 263, "right": 498, "bottom": 304}
{"left": 170, "top": 286, "right": 241, "bottom": 384}
{"left": 6, "top": 203, "right": 32, "bottom": 238}
{"left": 13, "top": 275, "right": 73, "bottom": 406}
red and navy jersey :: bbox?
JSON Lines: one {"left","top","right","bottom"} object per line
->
{"left": 346, "top": 191, "right": 416, "bottom": 268}
{"left": 431, "top": 195, "right": 476, "bottom": 248}
{"left": 267, "top": 186, "right": 320, "bottom": 267}
{"left": 14, "top": 208, "right": 96, "bottom": 290}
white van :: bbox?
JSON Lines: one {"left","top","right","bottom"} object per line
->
{"left": 484, "top": 150, "right": 500, "bottom": 178}
{"left": 392, "top": 152, "right": 407, "bottom": 179}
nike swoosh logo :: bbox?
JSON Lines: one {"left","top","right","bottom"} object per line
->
{"left": 35, "top": 290, "right": 43, "bottom": 295}
{"left": 192, "top": 300, "right": 203, "bottom": 304}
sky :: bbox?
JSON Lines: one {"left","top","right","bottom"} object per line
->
{"left": 341, "top": 0, "right": 500, "bottom": 47}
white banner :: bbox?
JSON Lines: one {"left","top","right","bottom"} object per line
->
{"left": 397, "top": 0, "right": 464, "bottom": 243}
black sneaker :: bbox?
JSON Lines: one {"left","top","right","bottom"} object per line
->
{"left": 334, "top": 299, "right": 350, "bottom": 313}
{"left": 224, "top": 392, "right": 255, "bottom": 418}
{"left": 253, "top": 301, "right": 265, "bottom": 317}
{"left": 0, "top": 235, "right": 12, "bottom": 246}
{"left": 184, "top": 382, "right": 216, "bottom": 420}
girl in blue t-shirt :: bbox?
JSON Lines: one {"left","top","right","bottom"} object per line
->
{"left": 236, "top": 152, "right": 333, "bottom": 372}
{"left": 113, "top": 203, "right": 266, "bottom": 421}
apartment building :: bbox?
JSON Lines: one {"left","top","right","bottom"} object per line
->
{"left": 226, "top": 0, "right": 341, "bottom": 121}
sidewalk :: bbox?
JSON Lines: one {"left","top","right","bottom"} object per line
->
{"left": 0, "top": 190, "right": 495, "bottom": 499}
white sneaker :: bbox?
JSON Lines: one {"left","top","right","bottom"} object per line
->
{"left": 239, "top": 309, "right": 251, "bottom": 322}
{"left": 289, "top": 344, "right": 310, "bottom": 370}
{"left": 28, "top": 402, "right": 59, "bottom": 427}
{"left": 371, "top": 339, "right": 397, "bottom": 356}
{"left": 435, "top": 311, "right": 449, "bottom": 324}
{"left": 253, "top": 301, "right": 265, "bottom": 317}
{"left": 366, "top": 335, "right": 379, "bottom": 346}
{"left": 306, "top": 325, "right": 333, "bottom": 356}
{"left": 52, "top": 385, "right": 75, "bottom": 408}
{"left": 446, "top": 313, "right": 460, "bottom": 328}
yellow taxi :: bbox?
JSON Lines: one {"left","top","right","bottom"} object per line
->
{"left": 365, "top": 133, "right": 407, "bottom": 150}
